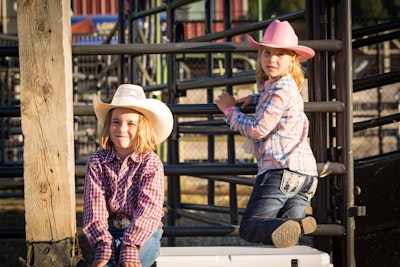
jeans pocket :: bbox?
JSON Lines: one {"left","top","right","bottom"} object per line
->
{"left": 305, "top": 177, "right": 318, "bottom": 201}
{"left": 280, "top": 170, "right": 306, "bottom": 196}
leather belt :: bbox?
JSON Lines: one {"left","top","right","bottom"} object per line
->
{"left": 108, "top": 218, "right": 164, "bottom": 229}
{"left": 109, "top": 218, "right": 131, "bottom": 229}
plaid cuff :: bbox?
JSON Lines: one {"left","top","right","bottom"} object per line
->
{"left": 119, "top": 243, "right": 140, "bottom": 264}
{"left": 94, "top": 241, "right": 112, "bottom": 261}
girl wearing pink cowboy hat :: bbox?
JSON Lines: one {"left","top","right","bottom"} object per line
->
{"left": 215, "top": 20, "right": 318, "bottom": 248}
{"left": 83, "top": 84, "right": 173, "bottom": 267}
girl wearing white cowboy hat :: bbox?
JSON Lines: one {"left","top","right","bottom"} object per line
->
{"left": 215, "top": 20, "right": 318, "bottom": 248}
{"left": 83, "top": 84, "right": 173, "bottom": 267}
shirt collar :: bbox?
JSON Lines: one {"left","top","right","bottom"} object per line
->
{"left": 101, "top": 147, "right": 142, "bottom": 164}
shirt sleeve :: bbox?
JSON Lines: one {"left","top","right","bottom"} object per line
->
{"left": 119, "top": 154, "right": 165, "bottom": 264}
{"left": 82, "top": 153, "right": 113, "bottom": 261}
{"left": 251, "top": 93, "right": 260, "bottom": 104}
{"left": 225, "top": 85, "right": 290, "bottom": 139}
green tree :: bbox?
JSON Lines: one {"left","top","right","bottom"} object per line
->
{"left": 247, "top": 0, "right": 305, "bottom": 20}
{"left": 277, "top": 0, "right": 305, "bottom": 15}
{"left": 246, "top": 0, "right": 399, "bottom": 24}
{"left": 352, "top": 0, "right": 387, "bottom": 24}
{"left": 382, "top": 0, "right": 400, "bottom": 17}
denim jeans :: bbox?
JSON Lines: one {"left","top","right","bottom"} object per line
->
{"left": 104, "top": 227, "right": 163, "bottom": 267}
{"left": 239, "top": 169, "right": 318, "bottom": 245}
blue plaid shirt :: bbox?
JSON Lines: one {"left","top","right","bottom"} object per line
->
{"left": 225, "top": 74, "right": 318, "bottom": 176}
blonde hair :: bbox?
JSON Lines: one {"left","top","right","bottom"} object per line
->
{"left": 98, "top": 109, "right": 158, "bottom": 153}
{"left": 255, "top": 47, "right": 305, "bottom": 92}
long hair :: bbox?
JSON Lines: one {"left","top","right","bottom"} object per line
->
{"left": 255, "top": 47, "right": 305, "bottom": 92}
{"left": 98, "top": 109, "right": 157, "bottom": 153}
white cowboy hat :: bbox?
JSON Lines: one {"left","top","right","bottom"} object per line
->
{"left": 247, "top": 20, "right": 315, "bottom": 62}
{"left": 93, "top": 84, "right": 173, "bottom": 144}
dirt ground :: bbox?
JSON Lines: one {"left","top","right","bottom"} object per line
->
{"left": 1, "top": 196, "right": 399, "bottom": 267}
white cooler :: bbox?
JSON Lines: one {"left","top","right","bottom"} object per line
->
{"left": 156, "top": 245, "right": 333, "bottom": 267}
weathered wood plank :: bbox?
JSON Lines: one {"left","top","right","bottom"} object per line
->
{"left": 17, "top": 0, "right": 76, "bottom": 242}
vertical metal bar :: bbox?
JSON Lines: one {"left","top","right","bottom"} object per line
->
{"left": 257, "top": 0, "right": 263, "bottom": 40}
{"left": 223, "top": 0, "right": 238, "bottom": 225}
{"left": 305, "top": 0, "right": 333, "bottom": 257}
{"left": 118, "top": 0, "right": 126, "bottom": 83}
{"left": 205, "top": 0, "right": 216, "bottom": 206}
{"left": 336, "top": 0, "right": 355, "bottom": 266}
{"left": 165, "top": 0, "right": 180, "bottom": 246}
{"left": 128, "top": 0, "right": 138, "bottom": 83}
{"left": 0, "top": 70, "right": 5, "bottom": 165}
{"left": 377, "top": 36, "right": 383, "bottom": 153}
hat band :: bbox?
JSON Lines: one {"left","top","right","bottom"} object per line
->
{"left": 260, "top": 41, "right": 294, "bottom": 48}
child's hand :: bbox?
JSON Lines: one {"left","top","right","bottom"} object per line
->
{"left": 215, "top": 92, "right": 236, "bottom": 113}
{"left": 236, "top": 95, "right": 253, "bottom": 109}
{"left": 122, "top": 262, "right": 141, "bottom": 267}
{"left": 91, "top": 259, "right": 109, "bottom": 267}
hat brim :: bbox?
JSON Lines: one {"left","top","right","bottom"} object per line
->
{"left": 247, "top": 35, "right": 315, "bottom": 62}
{"left": 93, "top": 95, "right": 173, "bottom": 144}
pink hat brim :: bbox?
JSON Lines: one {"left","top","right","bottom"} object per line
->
{"left": 247, "top": 34, "right": 315, "bottom": 62}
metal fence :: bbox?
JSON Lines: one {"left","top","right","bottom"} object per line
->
{"left": 0, "top": 1, "right": 400, "bottom": 267}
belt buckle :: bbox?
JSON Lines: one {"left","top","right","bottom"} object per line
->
{"left": 113, "top": 218, "right": 130, "bottom": 229}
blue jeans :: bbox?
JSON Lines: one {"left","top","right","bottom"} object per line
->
{"left": 239, "top": 169, "right": 318, "bottom": 245}
{"left": 104, "top": 227, "right": 163, "bottom": 267}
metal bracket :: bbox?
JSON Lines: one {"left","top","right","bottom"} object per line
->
{"left": 349, "top": 205, "right": 367, "bottom": 217}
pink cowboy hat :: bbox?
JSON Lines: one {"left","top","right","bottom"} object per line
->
{"left": 247, "top": 20, "right": 315, "bottom": 62}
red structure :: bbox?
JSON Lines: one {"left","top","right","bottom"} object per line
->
{"left": 71, "top": 0, "right": 247, "bottom": 42}
{"left": 72, "top": 0, "right": 121, "bottom": 15}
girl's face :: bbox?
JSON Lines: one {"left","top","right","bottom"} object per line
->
{"left": 109, "top": 108, "right": 140, "bottom": 159}
{"left": 260, "top": 47, "right": 295, "bottom": 79}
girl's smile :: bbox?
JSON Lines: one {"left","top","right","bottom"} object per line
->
{"left": 109, "top": 108, "right": 140, "bottom": 159}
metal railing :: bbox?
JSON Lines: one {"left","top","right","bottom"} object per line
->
{"left": 0, "top": 1, "right": 400, "bottom": 266}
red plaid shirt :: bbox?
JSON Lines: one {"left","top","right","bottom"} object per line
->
{"left": 83, "top": 148, "right": 164, "bottom": 264}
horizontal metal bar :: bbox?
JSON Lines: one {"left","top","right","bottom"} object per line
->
{"left": 0, "top": 34, "right": 18, "bottom": 42}
{"left": 167, "top": 102, "right": 345, "bottom": 116}
{"left": 178, "top": 125, "right": 237, "bottom": 135}
{"left": 352, "top": 19, "right": 400, "bottom": 39}
{"left": 0, "top": 39, "right": 344, "bottom": 58}
{"left": 313, "top": 224, "right": 346, "bottom": 236}
{"left": 305, "top": 101, "right": 345, "bottom": 112}
{"left": 0, "top": 101, "right": 345, "bottom": 118}
{"left": 128, "top": 4, "right": 167, "bottom": 20}
{"left": 177, "top": 71, "right": 256, "bottom": 91}
{"left": 0, "top": 47, "right": 18, "bottom": 57}
{"left": 163, "top": 226, "right": 239, "bottom": 237}
{"left": 354, "top": 113, "right": 400, "bottom": 132}
{"left": 72, "top": 42, "right": 252, "bottom": 55}
{"left": 353, "top": 70, "right": 400, "bottom": 92}
{"left": 303, "top": 40, "right": 343, "bottom": 52}
{"left": 0, "top": 106, "right": 20, "bottom": 117}
{"left": 0, "top": 223, "right": 345, "bottom": 239}
{"left": 180, "top": 203, "right": 246, "bottom": 214}
{"left": 0, "top": 227, "right": 25, "bottom": 239}
{"left": 353, "top": 30, "right": 400, "bottom": 48}
{"left": 174, "top": 209, "right": 236, "bottom": 226}
{"left": 66, "top": 164, "right": 259, "bottom": 178}
{"left": 0, "top": 161, "right": 345, "bottom": 178}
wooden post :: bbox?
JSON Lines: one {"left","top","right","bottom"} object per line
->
{"left": 17, "top": 0, "right": 81, "bottom": 265}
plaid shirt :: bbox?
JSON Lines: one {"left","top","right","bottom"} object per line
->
{"left": 225, "top": 74, "right": 318, "bottom": 176}
{"left": 83, "top": 148, "right": 164, "bottom": 264}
